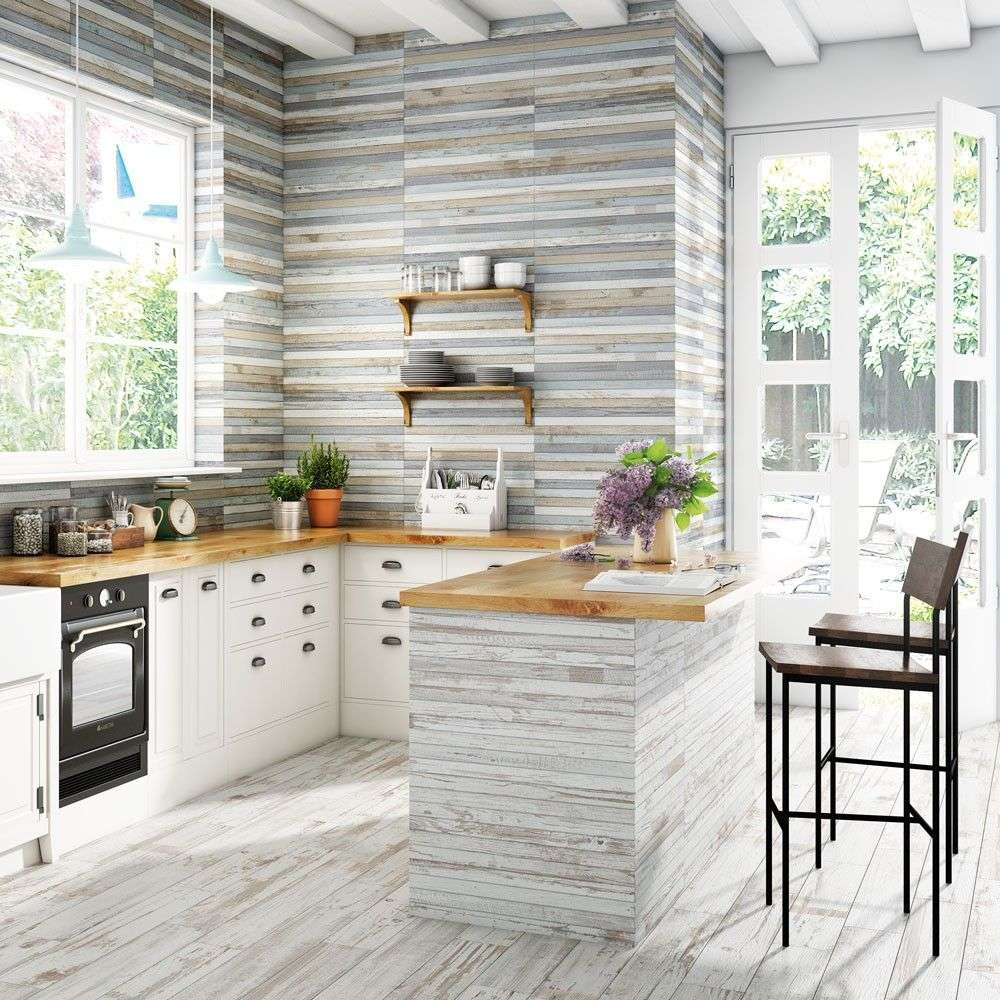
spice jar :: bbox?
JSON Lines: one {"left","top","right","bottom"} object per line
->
{"left": 48, "top": 505, "right": 78, "bottom": 552}
{"left": 56, "top": 531, "right": 88, "bottom": 557}
{"left": 86, "top": 528, "right": 113, "bottom": 554}
{"left": 12, "top": 508, "right": 44, "bottom": 556}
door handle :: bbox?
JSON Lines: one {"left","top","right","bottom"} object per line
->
{"left": 302, "top": 642, "right": 315, "bottom": 653}
{"left": 382, "top": 559, "right": 402, "bottom": 570}
{"left": 381, "top": 636, "right": 402, "bottom": 646}
{"left": 302, "top": 563, "right": 316, "bottom": 574}
{"left": 161, "top": 587, "right": 179, "bottom": 600}
{"left": 302, "top": 604, "right": 316, "bottom": 615}
{"left": 68, "top": 616, "right": 145, "bottom": 653}
{"left": 251, "top": 572, "right": 266, "bottom": 583}
{"left": 251, "top": 656, "right": 266, "bottom": 668}
{"left": 201, "top": 580, "right": 217, "bottom": 592}
{"left": 488, "top": 563, "right": 503, "bottom": 569}
{"left": 381, "top": 599, "right": 402, "bottom": 610}
{"left": 252, "top": 616, "right": 266, "bottom": 627}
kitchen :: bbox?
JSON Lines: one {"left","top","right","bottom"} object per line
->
{"left": 0, "top": 1, "right": 999, "bottom": 998}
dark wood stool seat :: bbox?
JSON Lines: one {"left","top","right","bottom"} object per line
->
{"left": 760, "top": 641, "right": 936, "bottom": 686}
{"left": 762, "top": 532, "right": 968, "bottom": 961}
{"left": 808, "top": 612, "right": 952, "bottom": 654}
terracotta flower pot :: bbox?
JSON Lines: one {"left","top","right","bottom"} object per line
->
{"left": 306, "top": 488, "right": 344, "bottom": 527}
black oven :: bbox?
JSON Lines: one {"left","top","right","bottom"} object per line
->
{"left": 60, "top": 575, "right": 148, "bottom": 805}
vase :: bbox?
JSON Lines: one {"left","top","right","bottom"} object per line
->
{"left": 633, "top": 509, "right": 678, "bottom": 565}
{"left": 271, "top": 500, "right": 304, "bottom": 531}
{"left": 305, "top": 488, "right": 344, "bottom": 528}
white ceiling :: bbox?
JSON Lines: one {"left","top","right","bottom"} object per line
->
{"left": 215, "top": 0, "right": 1000, "bottom": 66}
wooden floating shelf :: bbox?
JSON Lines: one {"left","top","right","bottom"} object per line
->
{"left": 393, "top": 288, "right": 533, "bottom": 335}
{"left": 388, "top": 385, "right": 534, "bottom": 427}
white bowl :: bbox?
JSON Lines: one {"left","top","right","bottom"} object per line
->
{"left": 494, "top": 267, "right": 526, "bottom": 289}
{"left": 460, "top": 256, "right": 491, "bottom": 268}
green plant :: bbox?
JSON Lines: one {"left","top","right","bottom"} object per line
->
{"left": 296, "top": 436, "right": 350, "bottom": 490}
{"left": 266, "top": 473, "right": 308, "bottom": 502}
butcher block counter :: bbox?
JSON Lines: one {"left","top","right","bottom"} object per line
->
{"left": 402, "top": 549, "right": 762, "bottom": 946}
{"left": 0, "top": 525, "right": 593, "bottom": 587}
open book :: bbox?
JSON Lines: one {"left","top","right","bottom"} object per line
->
{"left": 583, "top": 568, "right": 740, "bottom": 597}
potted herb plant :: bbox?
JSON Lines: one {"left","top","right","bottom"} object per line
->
{"left": 266, "top": 472, "right": 309, "bottom": 530}
{"left": 593, "top": 438, "right": 718, "bottom": 564}
{"left": 297, "top": 437, "right": 350, "bottom": 528}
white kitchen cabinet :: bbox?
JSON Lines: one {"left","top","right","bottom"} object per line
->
{"left": 0, "top": 680, "right": 45, "bottom": 858}
{"left": 343, "top": 623, "right": 409, "bottom": 704}
{"left": 183, "top": 568, "right": 224, "bottom": 759}
{"left": 150, "top": 574, "right": 184, "bottom": 768}
{"left": 443, "top": 547, "right": 540, "bottom": 579}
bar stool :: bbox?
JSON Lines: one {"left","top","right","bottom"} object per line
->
{"left": 759, "top": 532, "right": 968, "bottom": 959}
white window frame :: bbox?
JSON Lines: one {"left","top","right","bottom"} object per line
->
{"left": 0, "top": 60, "right": 195, "bottom": 476}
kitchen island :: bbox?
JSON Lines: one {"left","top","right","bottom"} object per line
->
{"left": 401, "top": 553, "right": 766, "bottom": 946}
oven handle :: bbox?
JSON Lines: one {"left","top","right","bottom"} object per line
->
{"left": 68, "top": 616, "right": 146, "bottom": 654}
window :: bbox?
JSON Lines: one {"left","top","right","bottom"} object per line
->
{"left": 0, "top": 65, "right": 193, "bottom": 474}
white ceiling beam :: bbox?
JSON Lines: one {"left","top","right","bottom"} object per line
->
{"left": 377, "top": 0, "right": 489, "bottom": 43}
{"left": 908, "top": 0, "right": 971, "bottom": 52}
{"left": 213, "top": 0, "right": 355, "bottom": 59}
{"left": 728, "top": 0, "right": 819, "bottom": 66}
{"left": 551, "top": 0, "right": 629, "bottom": 29}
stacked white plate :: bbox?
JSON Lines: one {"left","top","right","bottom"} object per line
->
{"left": 401, "top": 350, "right": 455, "bottom": 386}
{"left": 494, "top": 262, "right": 527, "bottom": 289}
{"left": 460, "top": 255, "right": 491, "bottom": 291}
{"left": 475, "top": 366, "right": 514, "bottom": 386}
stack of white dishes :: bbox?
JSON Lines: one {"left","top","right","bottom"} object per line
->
{"left": 475, "top": 365, "right": 514, "bottom": 386}
{"left": 460, "top": 255, "right": 491, "bottom": 290}
{"left": 493, "top": 261, "right": 527, "bottom": 289}
{"left": 400, "top": 350, "right": 455, "bottom": 386}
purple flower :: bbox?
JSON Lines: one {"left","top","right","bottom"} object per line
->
{"left": 615, "top": 557, "right": 631, "bottom": 570}
{"left": 560, "top": 542, "right": 598, "bottom": 562}
{"left": 615, "top": 439, "right": 654, "bottom": 461}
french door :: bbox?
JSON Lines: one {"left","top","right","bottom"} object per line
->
{"left": 732, "top": 104, "right": 998, "bottom": 726}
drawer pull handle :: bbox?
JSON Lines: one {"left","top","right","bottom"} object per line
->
{"left": 381, "top": 559, "right": 402, "bottom": 570}
{"left": 488, "top": 563, "right": 503, "bottom": 570}
{"left": 162, "top": 587, "right": 179, "bottom": 600}
{"left": 251, "top": 572, "right": 266, "bottom": 584}
{"left": 201, "top": 580, "right": 218, "bottom": 592}
{"left": 251, "top": 656, "right": 266, "bottom": 668}
{"left": 303, "top": 563, "right": 316, "bottom": 574}
{"left": 381, "top": 599, "right": 402, "bottom": 610}
{"left": 302, "top": 604, "right": 316, "bottom": 615}
{"left": 382, "top": 635, "right": 403, "bottom": 647}
{"left": 302, "top": 642, "right": 315, "bottom": 653}
{"left": 252, "top": 616, "right": 266, "bottom": 627}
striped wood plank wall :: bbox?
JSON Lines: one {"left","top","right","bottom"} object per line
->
{"left": 0, "top": 1, "right": 283, "bottom": 551}
{"left": 408, "top": 602, "right": 755, "bottom": 945}
{"left": 283, "top": 2, "right": 726, "bottom": 541}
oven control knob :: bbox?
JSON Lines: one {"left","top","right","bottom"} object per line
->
{"left": 116, "top": 588, "right": 127, "bottom": 603}
{"left": 99, "top": 588, "right": 112, "bottom": 608}
{"left": 83, "top": 594, "right": 95, "bottom": 608}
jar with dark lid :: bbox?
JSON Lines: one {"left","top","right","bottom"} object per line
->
{"left": 13, "top": 507, "right": 44, "bottom": 556}
{"left": 48, "top": 505, "right": 78, "bottom": 552}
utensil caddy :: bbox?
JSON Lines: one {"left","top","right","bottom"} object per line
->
{"left": 419, "top": 447, "right": 507, "bottom": 531}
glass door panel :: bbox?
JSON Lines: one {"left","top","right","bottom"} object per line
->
{"left": 72, "top": 642, "right": 135, "bottom": 726}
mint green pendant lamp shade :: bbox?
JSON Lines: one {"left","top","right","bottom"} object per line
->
{"left": 169, "top": 236, "right": 256, "bottom": 305}
{"left": 26, "top": 205, "right": 127, "bottom": 283}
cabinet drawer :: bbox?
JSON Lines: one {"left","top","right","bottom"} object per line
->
{"left": 227, "top": 595, "right": 288, "bottom": 649}
{"left": 280, "top": 547, "right": 334, "bottom": 592}
{"left": 344, "top": 545, "right": 442, "bottom": 585}
{"left": 280, "top": 585, "right": 331, "bottom": 632}
{"left": 443, "top": 548, "right": 541, "bottom": 580}
{"left": 343, "top": 584, "right": 408, "bottom": 624}
{"left": 226, "top": 547, "right": 334, "bottom": 604}
{"left": 343, "top": 623, "right": 409, "bottom": 704}
{"left": 283, "top": 625, "right": 334, "bottom": 716}
{"left": 226, "top": 637, "right": 284, "bottom": 738}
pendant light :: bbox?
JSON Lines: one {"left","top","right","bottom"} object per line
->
{"left": 26, "top": 0, "right": 126, "bottom": 282}
{"left": 169, "top": 2, "right": 256, "bottom": 305}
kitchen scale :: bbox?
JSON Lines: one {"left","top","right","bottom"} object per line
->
{"left": 153, "top": 477, "right": 199, "bottom": 541}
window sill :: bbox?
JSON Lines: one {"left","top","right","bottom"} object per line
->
{"left": 0, "top": 465, "right": 243, "bottom": 486}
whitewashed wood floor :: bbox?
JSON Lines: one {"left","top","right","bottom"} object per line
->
{"left": 1, "top": 697, "right": 999, "bottom": 1000}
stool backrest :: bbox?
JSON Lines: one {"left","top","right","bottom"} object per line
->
{"left": 902, "top": 532, "right": 969, "bottom": 610}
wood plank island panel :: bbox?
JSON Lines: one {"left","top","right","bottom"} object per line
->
{"left": 408, "top": 599, "right": 756, "bottom": 945}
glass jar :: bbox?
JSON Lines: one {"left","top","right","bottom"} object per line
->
{"left": 450, "top": 267, "right": 464, "bottom": 292}
{"left": 86, "top": 529, "right": 113, "bottom": 554}
{"left": 56, "top": 531, "right": 88, "bottom": 557}
{"left": 49, "top": 505, "right": 78, "bottom": 552}
{"left": 433, "top": 266, "right": 449, "bottom": 293}
{"left": 12, "top": 508, "right": 44, "bottom": 556}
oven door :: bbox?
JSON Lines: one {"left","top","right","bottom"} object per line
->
{"left": 61, "top": 609, "right": 146, "bottom": 759}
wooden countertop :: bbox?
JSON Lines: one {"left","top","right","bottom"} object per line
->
{"left": 0, "top": 525, "right": 593, "bottom": 588}
{"left": 400, "top": 550, "right": 769, "bottom": 622}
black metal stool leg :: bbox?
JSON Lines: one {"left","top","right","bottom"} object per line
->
{"left": 903, "top": 688, "right": 910, "bottom": 914}
{"left": 830, "top": 684, "right": 837, "bottom": 842}
{"left": 766, "top": 663, "right": 773, "bottom": 907}
{"left": 782, "top": 676, "right": 790, "bottom": 949}
{"left": 815, "top": 682, "right": 822, "bottom": 869}
{"left": 932, "top": 683, "right": 940, "bottom": 958}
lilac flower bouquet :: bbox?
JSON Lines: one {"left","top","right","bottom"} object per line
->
{"left": 593, "top": 438, "right": 718, "bottom": 552}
